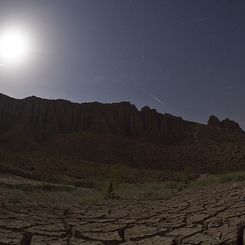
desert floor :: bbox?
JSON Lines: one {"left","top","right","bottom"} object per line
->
{"left": 0, "top": 175, "right": 245, "bottom": 245}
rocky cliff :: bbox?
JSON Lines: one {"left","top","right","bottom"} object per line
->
{"left": 0, "top": 94, "right": 206, "bottom": 144}
{"left": 0, "top": 93, "right": 245, "bottom": 173}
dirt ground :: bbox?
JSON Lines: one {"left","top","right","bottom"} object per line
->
{"left": 0, "top": 180, "right": 245, "bottom": 244}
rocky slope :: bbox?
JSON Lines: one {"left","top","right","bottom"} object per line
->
{"left": 0, "top": 93, "right": 244, "bottom": 173}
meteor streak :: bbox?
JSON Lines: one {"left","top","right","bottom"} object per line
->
{"left": 143, "top": 89, "right": 164, "bottom": 106}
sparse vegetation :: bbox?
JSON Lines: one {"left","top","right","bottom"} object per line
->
{"left": 2, "top": 163, "right": 245, "bottom": 204}
{"left": 189, "top": 171, "right": 245, "bottom": 189}
{"left": 117, "top": 181, "right": 184, "bottom": 200}
{"left": 0, "top": 183, "right": 104, "bottom": 205}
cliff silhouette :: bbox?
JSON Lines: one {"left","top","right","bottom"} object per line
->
{"left": 0, "top": 93, "right": 244, "bottom": 173}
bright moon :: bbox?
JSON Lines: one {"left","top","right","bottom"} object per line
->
{"left": 0, "top": 28, "right": 31, "bottom": 66}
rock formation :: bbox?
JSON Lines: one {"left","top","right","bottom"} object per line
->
{"left": 0, "top": 93, "right": 245, "bottom": 172}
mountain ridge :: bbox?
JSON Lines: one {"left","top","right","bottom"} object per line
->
{"left": 0, "top": 93, "right": 241, "bottom": 128}
{"left": 0, "top": 93, "right": 244, "bottom": 173}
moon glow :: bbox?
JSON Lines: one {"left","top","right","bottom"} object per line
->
{"left": 0, "top": 28, "right": 31, "bottom": 66}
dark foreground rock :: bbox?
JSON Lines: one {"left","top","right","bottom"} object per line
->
{"left": 1, "top": 182, "right": 245, "bottom": 244}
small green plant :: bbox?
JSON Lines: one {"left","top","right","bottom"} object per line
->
{"left": 104, "top": 180, "right": 119, "bottom": 199}
{"left": 104, "top": 163, "right": 125, "bottom": 199}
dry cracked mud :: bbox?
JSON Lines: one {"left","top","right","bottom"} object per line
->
{"left": 1, "top": 182, "right": 245, "bottom": 244}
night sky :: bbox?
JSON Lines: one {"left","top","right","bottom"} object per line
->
{"left": 0, "top": 0, "right": 245, "bottom": 127}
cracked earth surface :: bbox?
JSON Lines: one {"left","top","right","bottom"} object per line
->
{"left": 1, "top": 182, "right": 245, "bottom": 244}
